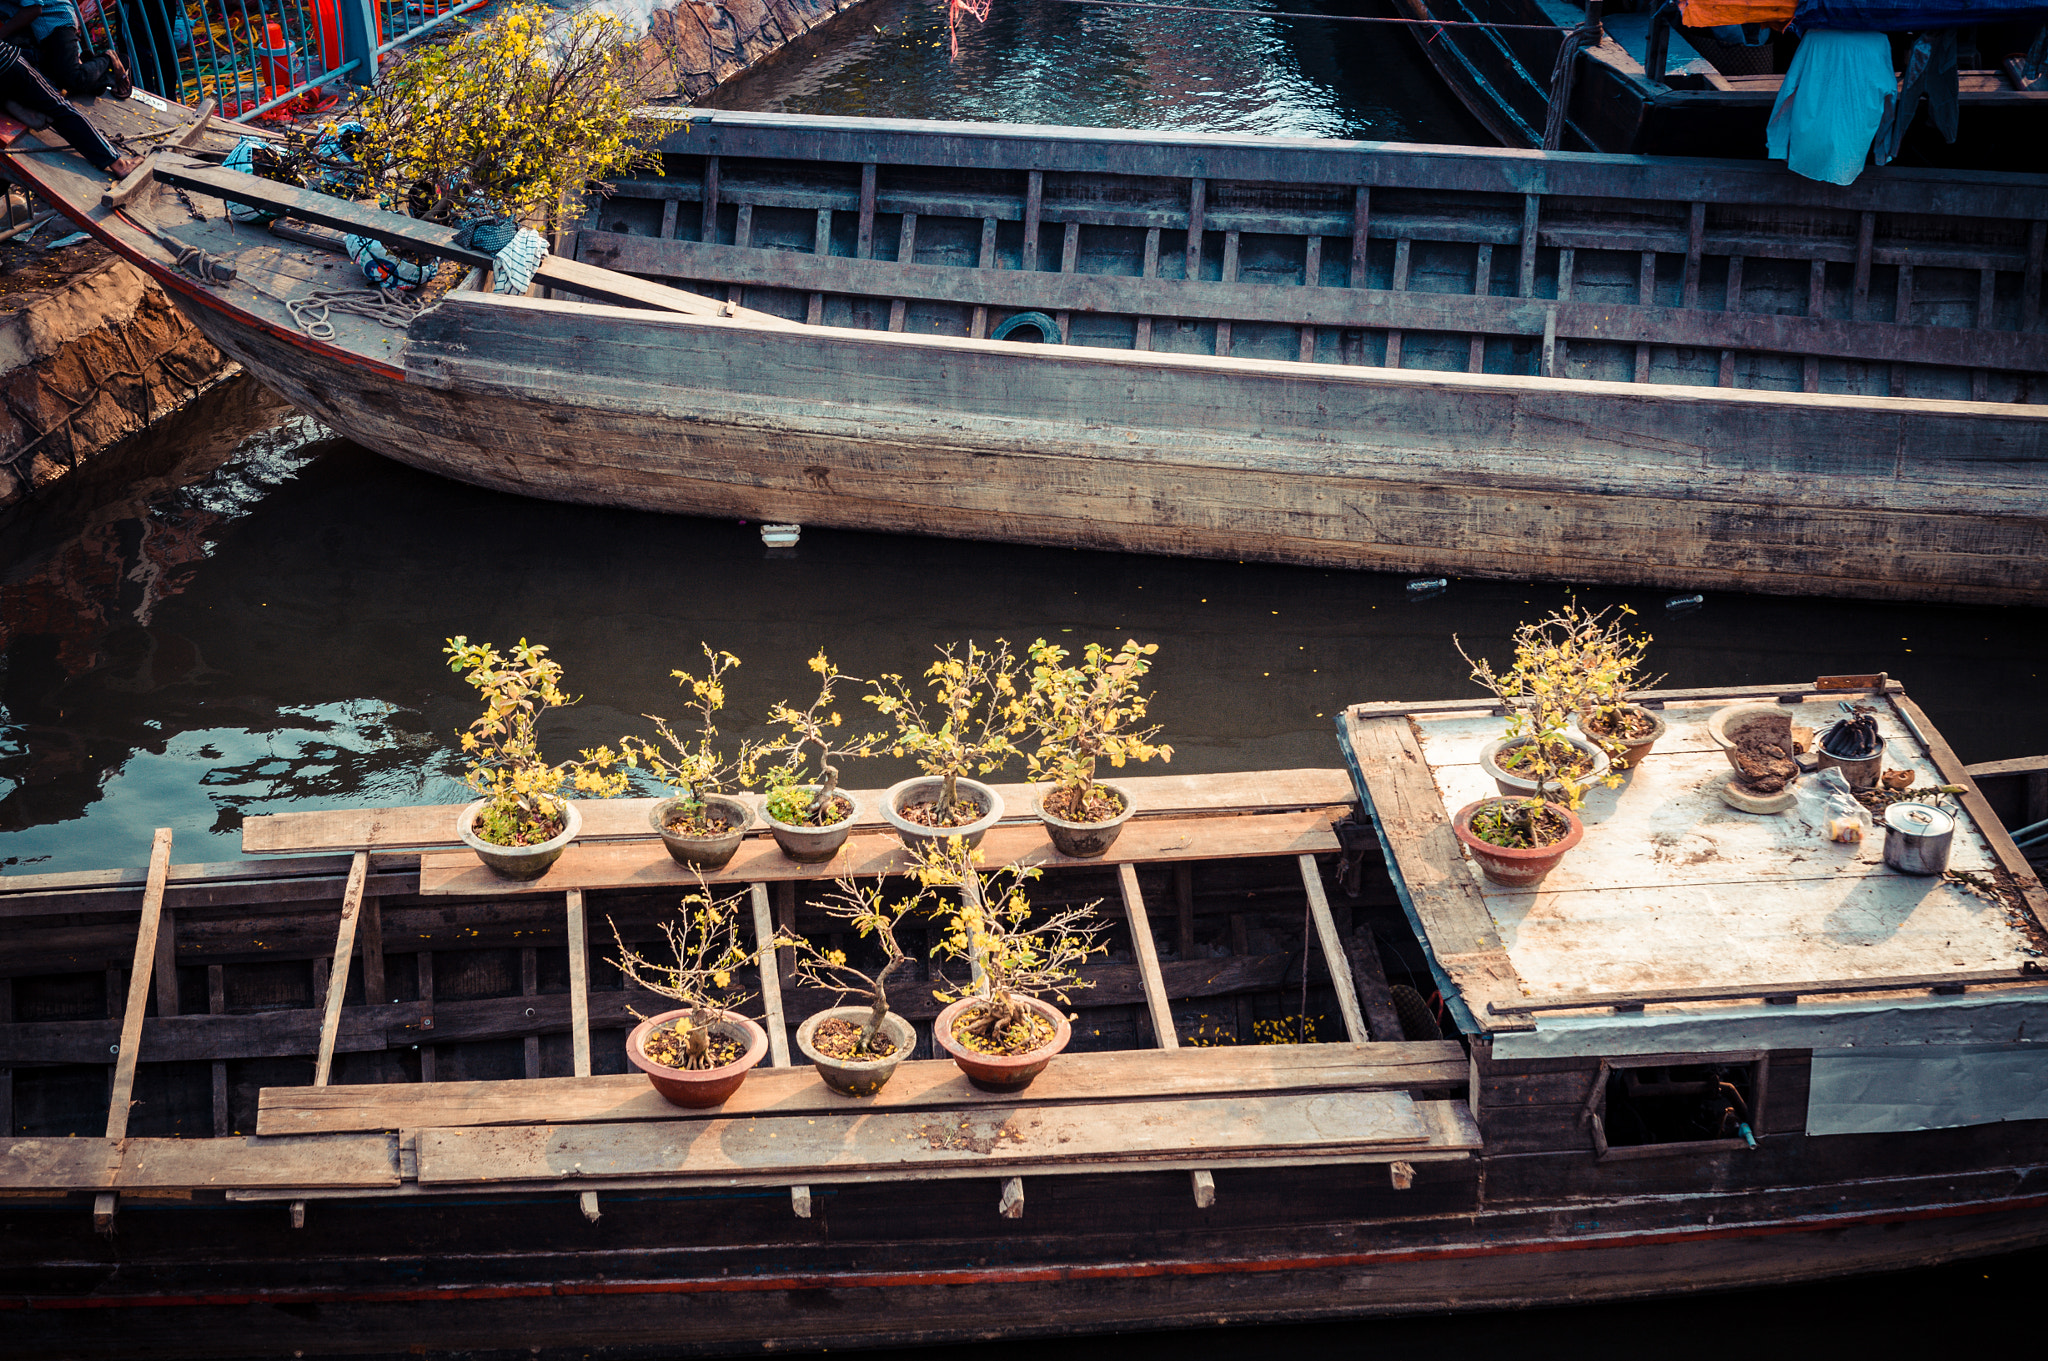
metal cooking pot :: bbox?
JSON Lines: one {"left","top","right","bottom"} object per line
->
{"left": 1882, "top": 802, "right": 1954, "bottom": 876}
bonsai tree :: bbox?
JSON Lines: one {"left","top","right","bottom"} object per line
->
{"left": 914, "top": 840, "right": 1107, "bottom": 1053}
{"left": 623, "top": 644, "right": 759, "bottom": 836}
{"left": 866, "top": 639, "right": 1026, "bottom": 825}
{"left": 1529, "top": 602, "right": 1664, "bottom": 762}
{"left": 1022, "top": 638, "right": 1174, "bottom": 822}
{"left": 445, "top": 636, "right": 629, "bottom": 845}
{"left": 778, "top": 875, "right": 923, "bottom": 1058}
{"left": 608, "top": 882, "right": 763, "bottom": 1070}
{"left": 757, "top": 651, "right": 885, "bottom": 827}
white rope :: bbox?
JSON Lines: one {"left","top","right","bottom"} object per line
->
{"left": 284, "top": 288, "right": 424, "bottom": 341}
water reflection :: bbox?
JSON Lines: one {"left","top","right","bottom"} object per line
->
{"left": 714, "top": 0, "right": 1490, "bottom": 143}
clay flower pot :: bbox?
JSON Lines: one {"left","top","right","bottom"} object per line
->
{"left": 1036, "top": 780, "right": 1136, "bottom": 858}
{"left": 1705, "top": 703, "right": 1796, "bottom": 773}
{"left": 457, "top": 798, "right": 580, "bottom": 881}
{"left": 1479, "top": 733, "right": 1609, "bottom": 799}
{"left": 933, "top": 995, "right": 1070, "bottom": 1092}
{"left": 626, "top": 1009, "right": 769, "bottom": 1108}
{"left": 1451, "top": 798, "right": 1583, "bottom": 888}
{"left": 651, "top": 793, "right": 752, "bottom": 870}
{"left": 765, "top": 786, "right": 860, "bottom": 864}
{"left": 795, "top": 1006, "right": 917, "bottom": 1097}
{"left": 1571, "top": 704, "right": 1668, "bottom": 771}
{"left": 882, "top": 775, "right": 1004, "bottom": 850}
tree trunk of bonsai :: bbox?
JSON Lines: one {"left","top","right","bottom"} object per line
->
{"left": 864, "top": 958, "right": 906, "bottom": 1048}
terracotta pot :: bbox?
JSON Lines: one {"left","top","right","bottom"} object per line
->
{"left": 882, "top": 775, "right": 1003, "bottom": 850}
{"left": 457, "top": 798, "right": 580, "bottom": 881}
{"left": 651, "top": 793, "right": 752, "bottom": 870}
{"left": 1571, "top": 704, "right": 1668, "bottom": 771}
{"left": 626, "top": 1009, "right": 769, "bottom": 1108}
{"left": 1479, "top": 733, "right": 1609, "bottom": 799}
{"left": 1705, "top": 703, "right": 1796, "bottom": 773}
{"left": 795, "top": 1006, "right": 917, "bottom": 1097}
{"left": 1036, "top": 780, "right": 1136, "bottom": 858}
{"left": 932, "top": 995, "right": 1071, "bottom": 1092}
{"left": 1450, "top": 798, "right": 1583, "bottom": 888}
{"left": 765, "top": 786, "right": 860, "bottom": 863}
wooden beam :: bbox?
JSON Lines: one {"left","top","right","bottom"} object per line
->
{"left": 1299, "top": 856, "right": 1368, "bottom": 1043}
{"left": 1344, "top": 927, "right": 1405, "bottom": 1044}
{"left": 208, "top": 965, "right": 228, "bottom": 1138}
{"left": 1117, "top": 864, "right": 1176, "bottom": 1048}
{"left": 521, "top": 946, "right": 540, "bottom": 1080}
{"left": 358, "top": 894, "right": 384, "bottom": 1011}
{"left": 152, "top": 156, "right": 493, "bottom": 267}
{"left": 1173, "top": 864, "right": 1196, "bottom": 961}
{"left": 152, "top": 908, "right": 179, "bottom": 1019}
{"left": 565, "top": 888, "right": 598, "bottom": 1224}
{"left": 311, "top": 853, "right": 369, "bottom": 1088}
{"left": 416, "top": 951, "right": 436, "bottom": 1083}
{"left": 750, "top": 881, "right": 808, "bottom": 1218}
{"left": 106, "top": 828, "right": 173, "bottom": 1142}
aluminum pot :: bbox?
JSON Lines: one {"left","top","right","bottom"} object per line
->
{"left": 1882, "top": 802, "right": 1954, "bottom": 876}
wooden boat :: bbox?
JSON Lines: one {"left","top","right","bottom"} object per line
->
{"left": 7, "top": 98, "right": 2048, "bottom": 605}
{"left": 4, "top": 678, "right": 2047, "bottom": 1357}
{"left": 1395, "top": 0, "right": 2048, "bottom": 165}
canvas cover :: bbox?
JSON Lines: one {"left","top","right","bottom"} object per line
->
{"left": 1794, "top": 0, "right": 2048, "bottom": 30}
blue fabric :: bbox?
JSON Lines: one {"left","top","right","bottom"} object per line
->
{"left": 1766, "top": 28, "right": 1895, "bottom": 184}
{"left": 1793, "top": 0, "right": 2048, "bottom": 31}
{"left": 0, "top": 0, "right": 82, "bottom": 42}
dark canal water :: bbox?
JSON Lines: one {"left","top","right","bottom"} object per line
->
{"left": 3, "top": 0, "right": 2046, "bottom": 1347}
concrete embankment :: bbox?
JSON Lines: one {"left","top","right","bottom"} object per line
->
{"left": 642, "top": 0, "right": 873, "bottom": 101}
{"left": 0, "top": 247, "right": 232, "bottom": 512}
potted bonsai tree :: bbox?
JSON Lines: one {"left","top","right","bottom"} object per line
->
{"left": 866, "top": 639, "right": 1025, "bottom": 849}
{"left": 1022, "top": 637, "right": 1173, "bottom": 858}
{"left": 624, "top": 645, "right": 760, "bottom": 870}
{"left": 757, "top": 651, "right": 885, "bottom": 864}
{"left": 1550, "top": 602, "right": 1668, "bottom": 770}
{"left": 915, "top": 840, "right": 1106, "bottom": 1091}
{"left": 608, "top": 881, "right": 771, "bottom": 1107}
{"left": 445, "top": 636, "right": 630, "bottom": 880}
{"left": 781, "top": 876, "right": 923, "bottom": 1096}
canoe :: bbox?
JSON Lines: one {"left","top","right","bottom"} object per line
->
{"left": 4, "top": 681, "right": 2047, "bottom": 1357}
{"left": 7, "top": 98, "right": 2048, "bottom": 604}
{"left": 1394, "top": 0, "right": 2048, "bottom": 165}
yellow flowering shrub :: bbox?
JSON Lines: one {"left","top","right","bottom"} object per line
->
{"left": 356, "top": 5, "right": 660, "bottom": 229}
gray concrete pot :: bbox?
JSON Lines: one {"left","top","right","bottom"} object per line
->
{"left": 652, "top": 793, "right": 751, "bottom": 869}
{"left": 457, "top": 798, "right": 580, "bottom": 881}
{"left": 882, "top": 775, "right": 1003, "bottom": 850}
{"left": 765, "top": 786, "right": 860, "bottom": 863}
{"left": 1036, "top": 780, "right": 1136, "bottom": 858}
{"left": 1479, "top": 733, "right": 1609, "bottom": 799}
{"left": 794, "top": 1006, "right": 917, "bottom": 1097}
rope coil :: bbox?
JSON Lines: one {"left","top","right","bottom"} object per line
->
{"left": 284, "top": 289, "right": 425, "bottom": 341}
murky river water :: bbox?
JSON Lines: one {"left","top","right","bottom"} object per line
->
{"left": 2, "top": 0, "right": 2046, "bottom": 1342}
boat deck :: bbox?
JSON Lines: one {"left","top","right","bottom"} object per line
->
{"left": 1340, "top": 677, "right": 2048, "bottom": 1051}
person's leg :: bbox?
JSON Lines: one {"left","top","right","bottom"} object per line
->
{"left": 37, "top": 27, "right": 115, "bottom": 96}
{"left": 0, "top": 53, "right": 130, "bottom": 172}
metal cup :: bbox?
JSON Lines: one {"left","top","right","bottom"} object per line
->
{"left": 1882, "top": 802, "right": 1954, "bottom": 876}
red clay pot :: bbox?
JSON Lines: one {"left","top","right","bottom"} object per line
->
{"left": 932, "top": 996, "right": 1071, "bottom": 1092}
{"left": 1450, "top": 798, "right": 1584, "bottom": 888}
{"left": 626, "top": 1009, "right": 768, "bottom": 1108}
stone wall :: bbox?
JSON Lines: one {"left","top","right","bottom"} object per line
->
{"left": 641, "top": 0, "right": 871, "bottom": 102}
{"left": 0, "top": 256, "right": 232, "bottom": 512}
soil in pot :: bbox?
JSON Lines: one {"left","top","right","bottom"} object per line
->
{"left": 1041, "top": 785, "right": 1124, "bottom": 823}
{"left": 810, "top": 1017, "right": 899, "bottom": 1060}
{"left": 471, "top": 801, "right": 568, "bottom": 847}
{"left": 1451, "top": 798, "right": 1584, "bottom": 888}
{"left": 950, "top": 1000, "right": 1055, "bottom": 1057}
{"left": 771, "top": 790, "right": 854, "bottom": 828}
{"left": 1582, "top": 707, "right": 1658, "bottom": 744}
{"left": 642, "top": 1021, "right": 744, "bottom": 1070}
{"left": 661, "top": 804, "right": 741, "bottom": 838}
{"left": 1497, "top": 737, "right": 1597, "bottom": 782}
{"left": 1730, "top": 727, "right": 1799, "bottom": 794}
{"left": 895, "top": 792, "right": 991, "bottom": 829}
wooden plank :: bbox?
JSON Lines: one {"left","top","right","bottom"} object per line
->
{"left": 566, "top": 890, "right": 592, "bottom": 1079}
{"left": 1215, "top": 228, "right": 1240, "bottom": 356}
{"left": 0, "top": 1135, "right": 400, "bottom": 1192}
{"left": 529, "top": 255, "right": 798, "bottom": 327}
{"left": 1518, "top": 194, "right": 1540, "bottom": 299}
{"left": 359, "top": 894, "right": 385, "bottom": 1009}
{"left": 418, "top": 808, "right": 1344, "bottom": 896}
{"left": 2026, "top": 220, "right": 2044, "bottom": 332}
{"left": 151, "top": 156, "right": 493, "bottom": 268}
{"left": 888, "top": 211, "right": 917, "bottom": 331}
{"left": 311, "top": 853, "right": 369, "bottom": 1088}
{"left": 749, "top": 883, "right": 791, "bottom": 1068}
{"left": 703, "top": 156, "right": 721, "bottom": 243}
{"left": 1681, "top": 202, "right": 1705, "bottom": 308}
{"left": 257, "top": 1042, "right": 1469, "bottom": 1136}
{"left": 1349, "top": 186, "right": 1370, "bottom": 289}
{"left": 105, "top": 829, "right": 172, "bottom": 1143}
{"left": 1345, "top": 927, "right": 1405, "bottom": 1044}
{"left": 1492, "top": 967, "right": 2048, "bottom": 1017}
{"left": 1299, "top": 856, "right": 1368, "bottom": 1043}
{"left": 152, "top": 907, "right": 179, "bottom": 1019}
{"left": 1174, "top": 864, "right": 1196, "bottom": 961}
{"left": 241, "top": 770, "right": 1355, "bottom": 856}
{"left": 1118, "top": 865, "right": 1177, "bottom": 1047}
{"left": 1893, "top": 692, "right": 2048, "bottom": 934}
{"left": 1298, "top": 234, "right": 1321, "bottom": 362}
{"left": 413, "top": 1090, "right": 1430, "bottom": 1186}
{"left": 521, "top": 946, "right": 540, "bottom": 1080}
{"left": 417, "top": 951, "right": 436, "bottom": 1083}
{"left": 1383, "top": 237, "right": 1410, "bottom": 368}
{"left": 1185, "top": 177, "right": 1206, "bottom": 283}
{"left": 208, "top": 964, "right": 228, "bottom": 1138}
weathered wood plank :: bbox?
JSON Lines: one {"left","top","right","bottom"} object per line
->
{"left": 0, "top": 1135, "right": 399, "bottom": 1191}
{"left": 105, "top": 829, "right": 172, "bottom": 1142}
{"left": 311, "top": 852, "right": 368, "bottom": 1087}
{"left": 1118, "top": 864, "right": 1177, "bottom": 1047}
{"left": 257, "top": 1042, "right": 1469, "bottom": 1136}
{"left": 413, "top": 1090, "right": 1429, "bottom": 1185}
{"left": 1300, "top": 856, "right": 1369, "bottom": 1043}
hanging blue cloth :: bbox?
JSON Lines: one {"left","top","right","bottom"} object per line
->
{"left": 1766, "top": 28, "right": 1895, "bottom": 184}
{"left": 1793, "top": 1, "right": 2048, "bottom": 32}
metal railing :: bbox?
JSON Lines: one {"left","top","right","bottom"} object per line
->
{"left": 82, "top": 0, "right": 493, "bottom": 123}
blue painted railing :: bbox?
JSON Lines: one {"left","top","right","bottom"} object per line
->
{"left": 83, "top": 0, "right": 494, "bottom": 123}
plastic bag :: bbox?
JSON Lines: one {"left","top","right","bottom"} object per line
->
{"left": 1795, "top": 767, "right": 1870, "bottom": 842}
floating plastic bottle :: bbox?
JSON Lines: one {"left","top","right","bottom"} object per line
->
{"left": 1665, "top": 593, "right": 1704, "bottom": 610}
{"left": 1406, "top": 577, "right": 1448, "bottom": 595}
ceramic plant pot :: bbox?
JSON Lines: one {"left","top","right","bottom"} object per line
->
{"left": 882, "top": 775, "right": 1003, "bottom": 850}
{"left": 1571, "top": 704, "right": 1668, "bottom": 771}
{"left": 457, "top": 798, "right": 580, "bottom": 881}
{"left": 651, "top": 793, "right": 752, "bottom": 870}
{"left": 765, "top": 786, "right": 860, "bottom": 863}
{"left": 795, "top": 1006, "right": 918, "bottom": 1097}
{"left": 1706, "top": 704, "right": 1797, "bottom": 775}
{"left": 1478, "top": 733, "right": 1610, "bottom": 799}
{"left": 933, "top": 995, "right": 1071, "bottom": 1092}
{"left": 1036, "top": 780, "right": 1136, "bottom": 858}
{"left": 626, "top": 1009, "right": 769, "bottom": 1108}
{"left": 1451, "top": 798, "right": 1584, "bottom": 888}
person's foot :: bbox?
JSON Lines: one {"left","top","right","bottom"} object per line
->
{"left": 108, "top": 155, "right": 146, "bottom": 179}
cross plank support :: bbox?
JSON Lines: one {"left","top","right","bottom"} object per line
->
{"left": 1119, "top": 863, "right": 1215, "bottom": 1206}
{"left": 100, "top": 827, "right": 173, "bottom": 1235}
{"left": 566, "top": 888, "right": 598, "bottom": 1224}
{"left": 1298, "top": 855, "right": 1369, "bottom": 1043}
{"left": 299, "top": 850, "right": 368, "bottom": 1229}
{"left": 750, "top": 881, "right": 809, "bottom": 1219}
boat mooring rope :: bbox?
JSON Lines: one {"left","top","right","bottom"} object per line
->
{"left": 283, "top": 289, "right": 424, "bottom": 341}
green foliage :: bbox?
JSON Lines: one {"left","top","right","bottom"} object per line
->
{"left": 1468, "top": 799, "right": 1567, "bottom": 850}
{"left": 1022, "top": 638, "right": 1172, "bottom": 804}
{"left": 354, "top": 4, "right": 661, "bottom": 229}
{"left": 866, "top": 639, "right": 1026, "bottom": 818}
{"left": 607, "top": 880, "right": 763, "bottom": 1069}
{"left": 445, "top": 636, "right": 628, "bottom": 846}
{"left": 757, "top": 651, "right": 885, "bottom": 825}
{"left": 622, "top": 645, "right": 758, "bottom": 815}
